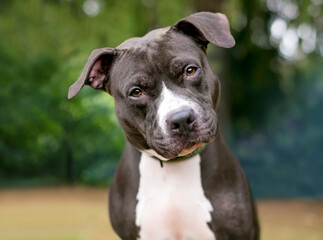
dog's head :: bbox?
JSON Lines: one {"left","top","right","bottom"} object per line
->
{"left": 68, "top": 12, "right": 235, "bottom": 160}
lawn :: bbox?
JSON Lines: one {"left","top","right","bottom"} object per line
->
{"left": 0, "top": 187, "right": 322, "bottom": 240}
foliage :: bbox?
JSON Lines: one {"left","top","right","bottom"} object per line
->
{"left": 235, "top": 60, "right": 323, "bottom": 198}
{"left": 0, "top": 0, "right": 130, "bottom": 185}
{"left": 222, "top": 0, "right": 323, "bottom": 198}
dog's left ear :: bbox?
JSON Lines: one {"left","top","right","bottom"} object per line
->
{"left": 68, "top": 48, "right": 118, "bottom": 99}
{"left": 173, "top": 12, "right": 235, "bottom": 48}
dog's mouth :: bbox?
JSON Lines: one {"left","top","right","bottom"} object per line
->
{"left": 143, "top": 141, "right": 206, "bottom": 162}
{"left": 148, "top": 132, "right": 217, "bottom": 161}
{"left": 178, "top": 142, "right": 204, "bottom": 156}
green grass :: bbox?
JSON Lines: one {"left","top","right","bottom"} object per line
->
{"left": 258, "top": 200, "right": 323, "bottom": 240}
{"left": 0, "top": 187, "right": 322, "bottom": 240}
{"left": 0, "top": 187, "right": 118, "bottom": 240}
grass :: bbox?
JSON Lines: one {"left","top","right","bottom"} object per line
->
{"left": 0, "top": 187, "right": 118, "bottom": 240}
{"left": 258, "top": 200, "right": 323, "bottom": 240}
{"left": 0, "top": 187, "right": 322, "bottom": 240}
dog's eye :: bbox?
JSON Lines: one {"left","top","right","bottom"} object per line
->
{"left": 185, "top": 66, "right": 197, "bottom": 77}
{"left": 130, "top": 88, "right": 142, "bottom": 98}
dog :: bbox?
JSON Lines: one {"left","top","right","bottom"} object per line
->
{"left": 68, "top": 12, "right": 259, "bottom": 240}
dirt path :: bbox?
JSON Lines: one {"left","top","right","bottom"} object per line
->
{"left": 0, "top": 187, "right": 322, "bottom": 240}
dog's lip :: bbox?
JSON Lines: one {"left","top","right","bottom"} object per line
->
{"left": 178, "top": 142, "right": 203, "bottom": 157}
{"left": 178, "top": 136, "right": 217, "bottom": 156}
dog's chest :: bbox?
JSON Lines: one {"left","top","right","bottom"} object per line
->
{"left": 135, "top": 153, "right": 216, "bottom": 240}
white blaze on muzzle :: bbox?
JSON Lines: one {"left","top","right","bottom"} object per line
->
{"left": 157, "top": 83, "right": 200, "bottom": 136}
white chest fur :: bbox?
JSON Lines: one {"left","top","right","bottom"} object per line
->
{"left": 135, "top": 153, "right": 216, "bottom": 240}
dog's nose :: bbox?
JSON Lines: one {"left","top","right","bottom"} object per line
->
{"left": 167, "top": 108, "right": 196, "bottom": 135}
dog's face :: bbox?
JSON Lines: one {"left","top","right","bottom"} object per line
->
{"left": 68, "top": 12, "right": 235, "bottom": 160}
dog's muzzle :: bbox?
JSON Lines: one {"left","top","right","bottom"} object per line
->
{"left": 146, "top": 106, "right": 218, "bottom": 160}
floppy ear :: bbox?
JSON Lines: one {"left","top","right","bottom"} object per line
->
{"left": 68, "top": 48, "right": 118, "bottom": 99}
{"left": 173, "top": 12, "right": 235, "bottom": 49}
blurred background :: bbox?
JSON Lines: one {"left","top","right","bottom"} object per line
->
{"left": 0, "top": 0, "right": 322, "bottom": 239}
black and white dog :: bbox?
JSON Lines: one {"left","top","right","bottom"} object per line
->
{"left": 68, "top": 12, "right": 259, "bottom": 240}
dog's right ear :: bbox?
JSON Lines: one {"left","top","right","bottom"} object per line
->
{"left": 173, "top": 12, "right": 235, "bottom": 49}
{"left": 68, "top": 48, "right": 118, "bottom": 99}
